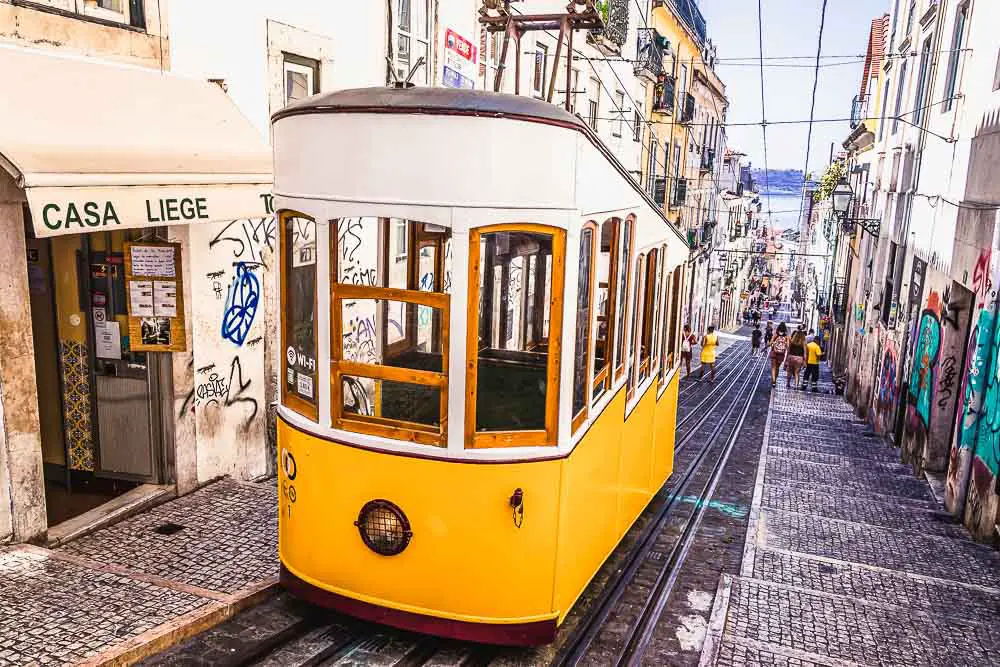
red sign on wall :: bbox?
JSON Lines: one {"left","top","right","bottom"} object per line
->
{"left": 445, "top": 28, "right": 477, "bottom": 62}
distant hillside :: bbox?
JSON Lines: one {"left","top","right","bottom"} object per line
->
{"left": 751, "top": 169, "right": 804, "bottom": 195}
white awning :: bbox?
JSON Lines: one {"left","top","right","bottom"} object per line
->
{"left": 0, "top": 45, "right": 273, "bottom": 237}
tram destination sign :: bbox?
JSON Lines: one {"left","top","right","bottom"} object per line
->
{"left": 26, "top": 183, "right": 272, "bottom": 238}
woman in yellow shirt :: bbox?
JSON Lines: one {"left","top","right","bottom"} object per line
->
{"left": 699, "top": 325, "right": 719, "bottom": 383}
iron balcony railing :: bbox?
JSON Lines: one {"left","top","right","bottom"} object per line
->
{"left": 654, "top": 0, "right": 707, "bottom": 45}
{"left": 652, "top": 75, "right": 676, "bottom": 113}
{"left": 634, "top": 28, "right": 665, "bottom": 80}
{"left": 680, "top": 92, "right": 695, "bottom": 123}
{"left": 850, "top": 94, "right": 868, "bottom": 129}
{"left": 832, "top": 278, "right": 849, "bottom": 325}
{"left": 591, "top": 0, "right": 629, "bottom": 50}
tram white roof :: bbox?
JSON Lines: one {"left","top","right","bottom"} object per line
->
{"left": 271, "top": 87, "right": 688, "bottom": 254}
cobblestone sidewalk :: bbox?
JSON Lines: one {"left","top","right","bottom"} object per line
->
{"left": 0, "top": 479, "right": 277, "bottom": 666}
{"left": 700, "top": 366, "right": 1000, "bottom": 666}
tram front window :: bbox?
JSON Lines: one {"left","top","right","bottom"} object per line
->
{"left": 468, "top": 227, "right": 565, "bottom": 446}
{"left": 333, "top": 217, "right": 451, "bottom": 446}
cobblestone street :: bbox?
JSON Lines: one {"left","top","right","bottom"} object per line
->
{"left": 0, "top": 480, "right": 277, "bottom": 666}
{"left": 701, "top": 367, "right": 1000, "bottom": 666}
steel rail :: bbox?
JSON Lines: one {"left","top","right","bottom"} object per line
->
{"left": 554, "top": 353, "right": 764, "bottom": 666}
{"left": 618, "top": 359, "right": 767, "bottom": 666}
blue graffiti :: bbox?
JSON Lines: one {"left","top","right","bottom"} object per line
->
{"left": 221, "top": 262, "right": 260, "bottom": 346}
{"left": 677, "top": 495, "right": 748, "bottom": 519}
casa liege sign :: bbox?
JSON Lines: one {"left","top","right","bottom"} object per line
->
{"left": 41, "top": 197, "right": 212, "bottom": 231}
{"left": 27, "top": 184, "right": 273, "bottom": 238}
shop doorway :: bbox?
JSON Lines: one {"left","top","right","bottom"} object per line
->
{"left": 26, "top": 223, "right": 169, "bottom": 527}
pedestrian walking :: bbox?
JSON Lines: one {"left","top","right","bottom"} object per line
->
{"left": 680, "top": 325, "right": 697, "bottom": 377}
{"left": 768, "top": 322, "right": 788, "bottom": 387}
{"left": 764, "top": 321, "right": 774, "bottom": 348}
{"left": 751, "top": 323, "right": 762, "bottom": 355}
{"left": 699, "top": 325, "right": 719, "bottom": 383}
{"left": 806, "top": 328, "right": 816, "bottom": 344}
{"left": 752, "top": 310, "right": 761, "bottom": 326}
{"left": 785, "top": 329, "right": 806, "bottom": 388}
{"left": 805, "top": 336, "right": 824, "bottom": 391}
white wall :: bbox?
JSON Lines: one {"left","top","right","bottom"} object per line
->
{"left": 169, "top": 0, "right": 388, "bottom": 137}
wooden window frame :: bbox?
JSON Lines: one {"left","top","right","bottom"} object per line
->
{"left": 279, "top": 210, "right": 319, "bottom": 421}
{"left": 627, "top": 253, "right": 645, "bottom": 403}
{"left": 660, "top": 271, "right": 674, "bottom": 380}
{"left": 572, "top": 222, "right": 598, "bottom": 433}
{"left": 614, "top": 216, "right": 636, "bottom": 381}
{"left": 592, "top": 217, "right": 620, "bottom": 402}
{"left": 640, "top": 247, "right": 658, "bottom": 383}
{"left": 331, "top": 220, "right": 450, "bottom": 447}
{"left": 465, "top": 223, "right": 566, "bottom": 448}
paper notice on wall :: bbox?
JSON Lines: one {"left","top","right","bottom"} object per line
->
{"left": 153, "top": 280, "right": 178, "bottom": 317}
{"left": 130, "top": 245, "right": 176, "bottom": 277}
{"left": 128, "top": 280, "right": 155, "bottom": 317}
{"left": 96, "top": 321, "right": 122, "bottom": 359}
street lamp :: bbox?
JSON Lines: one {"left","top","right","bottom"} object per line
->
{"left": 830, "top": 178, "right": 880, "bottom": 238}
{"left": 832, "top": 179, "right": 853, "bottom": 217}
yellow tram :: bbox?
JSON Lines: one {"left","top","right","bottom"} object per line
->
{"left": 272, "top": 87, "right": 691, "bottom": 646}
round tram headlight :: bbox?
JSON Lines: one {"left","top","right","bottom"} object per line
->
{"left": 354, "top": 500, "right": 412, "bottom": 556}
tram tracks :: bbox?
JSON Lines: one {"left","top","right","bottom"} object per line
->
{"left": 553, "top": 352, "right": 766, "bottom": 667}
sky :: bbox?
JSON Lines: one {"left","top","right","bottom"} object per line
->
{"left": 699, "top": 0, "right": 890, "bottom": 176}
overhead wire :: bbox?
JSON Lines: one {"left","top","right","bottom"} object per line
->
{"left": 755, "top": 0, "right": 773, "bottom": 220}
{"left": 795, "top": 0, "right": 831, "bottom": 277}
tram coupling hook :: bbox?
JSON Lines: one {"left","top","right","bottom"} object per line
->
{"left": 509, "top": 488, "right": 524, "bottom": 528}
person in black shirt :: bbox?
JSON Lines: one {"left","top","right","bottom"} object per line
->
{"left": 751, "top": 324, "right": 763, "bottom": 355}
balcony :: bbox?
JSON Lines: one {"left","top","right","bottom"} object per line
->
{"left": 652, "top": 75, "right": 676, "bottom": 114}
{"left": 590, "top": 0, "right": 629, "bottom": 53}
{"left": 680, "top": 92, "right": 695, "bottom": 124}
{"left": 850, "top": 94, "right": 868, "bottom": 129}
{"left": 832, "top": 278, "right": 849, "bottom": 325}
{"left": 671, "top": 177, "right": 688, "bottom": 208}
{"left": 700, "top": 148, "right": 715, "bottom": 173}
{"left": 634, "top": 28, "right": 665, "bottom": 82}
{"left": 653, "top": 0, "right": 707, "bottom": 46}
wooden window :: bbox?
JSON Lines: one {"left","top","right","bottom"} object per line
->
{"left": 614, "top": 216, "right": 635, "bottom": 380}
{"left": 331, "top": 217, "right": 451, "bottom": 446}
{"left": 280, "top": 212, "right": 319, "bottom": 421}
{"left": 466, "top": 225, "right": 565, "bottom": 448}
{"left": 592, "top": 218, "right": 620, "bottom": 402}
{"left": 627, "top": 253, "right": 645, "bottom": 401}
{"left": 651, "top": 247, "right": 665, "bottom": 372}
{"left": 660, "top": 271, "right": 674, "bottom": 379}
{"left": 572, "top": 223, "right": 597, "bottom": 431}
{"left": 639, "top": 249, "right": 657, "bottom": 383}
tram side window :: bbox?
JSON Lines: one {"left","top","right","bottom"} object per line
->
{"left": 660, "top": 272, "right": 674, "bottom": 376}
{"left": 333, "top": 217, "right": 452, "bottom": 446}
{"left": 281, "top": 213, "right": 319, "bottom": 420}
{"left": 627, "top": 254, "right": 644, "bottom": 401}
{"left": 572, "top": 224, "right": 596, "bottom": 431}
{"left": 468, "top": 226, "right": 565, "bottom": 447}
{"left": 662, "top": 265, "right": 683, "bottom": 379}
{"left": 640, "top": 248, "right": 658, "bottom": 383}
{"left": 614, "top": 217, "right": 634, "bottom": 380}
{"left": 592, "top": 218, "right": 619, "bottom": 403}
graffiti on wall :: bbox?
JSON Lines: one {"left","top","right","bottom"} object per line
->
{"left": 220, "top": 262, "right": 262, "bottom": 346}
{"left": 909, "top": 308, "right": 942, "bottom": 431}
{"left": 874, "top": 342, "right": 898, "bottom": 435}
{"left": 185, "top": 218, "right": 273, "bottom": 446}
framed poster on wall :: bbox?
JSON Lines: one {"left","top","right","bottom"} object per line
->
{"left": 123, "top": 241, "right": 187, "bottom": 352}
